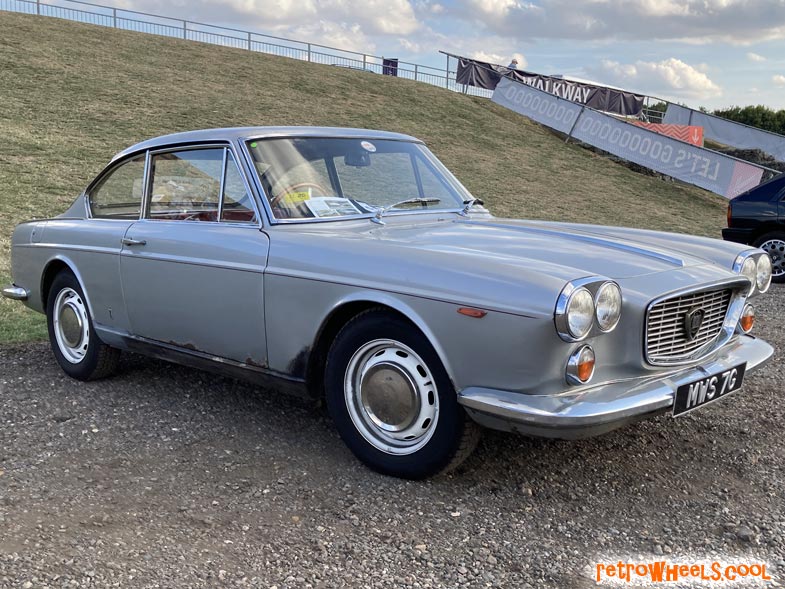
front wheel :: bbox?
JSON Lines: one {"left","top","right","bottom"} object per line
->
{"left": 46, "top": 271, "right": 120, "bottom": 380}
{"left": 753, "top": 231, "right": 785, "bottom": 284}
{"left": 325, "top": 309, "right": 480, "bottom": 479}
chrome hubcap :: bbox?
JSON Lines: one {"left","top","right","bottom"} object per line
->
{"left": 53, "top": 287, "right": 90, "bottom": 364}
{"left": 760, "top": 239, "right": 785, "bottom": 277}
{"left": 345, "top": 339, "right": 439, "bottom": 455}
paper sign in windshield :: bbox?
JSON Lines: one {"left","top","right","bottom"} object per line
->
{"left": 304, "top": 197, "right": 362, "bottom": 218}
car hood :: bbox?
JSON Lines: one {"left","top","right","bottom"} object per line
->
{"left": 268, "top": 215, "right": 748, "bottom": 318}
{"left": 368, "top": 217, "right": 734, "bottom": 280}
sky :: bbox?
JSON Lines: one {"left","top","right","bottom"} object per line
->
{"left": 105, "top": 0, "right": 785, "bottom": 111}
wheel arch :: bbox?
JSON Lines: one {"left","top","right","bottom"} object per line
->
{"left": 305, "top": 292, "right": 456, "bottom": 400}
{"left": 751, "top": 223, "right": 785, "bottom": 245}
{"left": 40, "top": 256, "right": 95, "bottom": 319}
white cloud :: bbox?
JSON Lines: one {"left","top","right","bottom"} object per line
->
{"left": 471, "top": 50, "right": 526, "bottom": 68}
{"left": 773, "top": 74, "right": 785, "bottom": 87}
{"left": 588, "top": 58, "right": 722, "bottom": 99}
{"left": 108, "top": 0, "right": 420, "bottom": 38}
{"left": 747, "top": 52, "right": 767, "bottom": 62}
{"left": 455, "top": 0, "right": 785, "bottom": 44}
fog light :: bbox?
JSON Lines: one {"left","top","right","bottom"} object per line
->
{"left": 567, "top": 345, "right": 595, "bottom": 385}
{"left": 740, "top": 304, "right": 755, "bottom": 333}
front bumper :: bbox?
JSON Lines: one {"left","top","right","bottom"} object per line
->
{"left": 458, "top": 335, "right": 773, "bottom": 439}
{"left": 2, "top": 284, "right": 29, "bottom": 301}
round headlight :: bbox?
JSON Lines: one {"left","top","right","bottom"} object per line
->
{"left": 595, "top": 282, "right": 622, "bottom": 332}
{"left": 741, "top": 257, "right": 757, "bottom": 295}
{"left": 756, "top": 254, "right": 772, "bottom": 293}
{"left": 566, "top": 287, "right": 595, "bottom": 339}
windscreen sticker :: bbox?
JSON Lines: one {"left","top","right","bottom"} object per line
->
{"left": 360, "top": 140, "right": 377, "bottom": 153}
{"left": 283, "top": 191, "right": 311, "bottom": 204}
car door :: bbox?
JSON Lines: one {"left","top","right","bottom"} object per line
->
{"left": 119, "top": 145, "right": 269, "bottom": 366}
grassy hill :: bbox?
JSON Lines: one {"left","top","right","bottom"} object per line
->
{"left": 0, "top": 11, "right": 727, "bottom": 343}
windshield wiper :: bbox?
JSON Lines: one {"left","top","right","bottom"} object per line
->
{"left": 460, "top": 197, "right": 485, "bottom": 216}
{"left": 371, "top": 197, "right": 441, "bottom": 224}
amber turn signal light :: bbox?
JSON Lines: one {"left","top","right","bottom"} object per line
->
{"left": 566, "top": 345, "right": 595, "bottom": 385}
{"left": 740, "top": 304, "right": 755, "bottom": 333}
{"left": 578, "top": 356, "right": 595, "bottom": 382}
{"left": 457, "top": 307, "right": 487, "bottom": 318}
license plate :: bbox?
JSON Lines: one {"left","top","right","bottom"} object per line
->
{"left": 673, "top": 363, "right": 746, "bottom": 417}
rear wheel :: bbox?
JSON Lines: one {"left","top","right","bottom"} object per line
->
{"left": 325, "top": 309, "right": 480, "bottom": 479}
{"left": 753, "top": 231, "right": 785, "bottom": 284}
{"left": 46, "top": 271, "right": 120, "bottom": 380}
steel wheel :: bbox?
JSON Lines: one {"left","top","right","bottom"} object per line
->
{"left": 759, "top": 238, "right": 785, "bottom": 279}
{"left": 46, "top": 270, "right": 120, "bottom": 380}
{"left": 52, "top": 287, "right": 90, "bottom": 364}
{"left": 345, "top": 339, "right": 439, "bottom": 455}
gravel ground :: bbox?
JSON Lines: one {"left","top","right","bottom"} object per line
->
{"left": 1, "top": 288, "right": 784, "bottom": 589}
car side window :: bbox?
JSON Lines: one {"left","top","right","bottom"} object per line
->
{"left": 221, "top": 153, "right": 258, "bottom": 224}
{"left": 149, "top": 149, "right": 223, "bottom": 222}
{"left": 89, "top": 155, "right": 146, "bottom": 219}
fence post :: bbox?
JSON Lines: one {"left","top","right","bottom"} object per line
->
{"left": 112, "top": 7, "right": 117, "bottom": 27}
{"left": 414, "top": 64, "right": 418, "bottom": 81}
{"left": 247, "top": 31, "right": 251, "bottom": 51}
{"left": 565, "top": 105, "right": 586, "bottom": 144}
{"left": 307, "top": 43, "right": 311, "bottom": 62}
{"left": 445, "top": 54, "right": 450, "bottom": 88}
{"left": 182, "top": 19, "right": 187, "bottom": 40}
{"left": 363, "top": 54, "right": 367, "bottom": 70}
{"left": 36, "top": 0, "right": 40, "bottom": 15}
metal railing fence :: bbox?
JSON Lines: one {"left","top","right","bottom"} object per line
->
{"left": 0, "top": 0, "right": 494, "bottom": 97}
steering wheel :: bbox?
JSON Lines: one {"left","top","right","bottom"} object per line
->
{"left": 270, "top": 182, "right": 329, "bottom": 208}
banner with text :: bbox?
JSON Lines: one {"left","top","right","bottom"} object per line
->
{"left": 492, "top": 78, "right": 765, "bottom": 199}
{"left": 664, "top": 104, "right": 785, "bottom": 161}
{"left": 457, "top": 57, "right": 644, "bottom": 116}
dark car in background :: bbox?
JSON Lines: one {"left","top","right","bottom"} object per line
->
{"left": 724, "top": 172, "right": 785, "bottom": 283}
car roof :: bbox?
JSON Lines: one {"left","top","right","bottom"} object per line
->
{"left": 111, "top": 126, "right": 422, "bottom": 162}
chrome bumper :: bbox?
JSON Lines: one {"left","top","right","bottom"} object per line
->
{"left": 2, "top": 284, "right": 29, "bottom": 301}
{"left": 458, "top": 335, "right": 774, "bottom": 439}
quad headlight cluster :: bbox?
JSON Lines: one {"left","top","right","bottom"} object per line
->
{"left": 556, "top": 279, "right": 622, "bottom": 341}
{"left": 555, "top": 278, "right": 623, "bottom": 386}
{"left": 734, "top": 250, "right": 772, "bottom": 296}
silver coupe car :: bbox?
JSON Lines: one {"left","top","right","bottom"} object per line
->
{"left": 3, "top": 127, "right": 775, "bottom": 479}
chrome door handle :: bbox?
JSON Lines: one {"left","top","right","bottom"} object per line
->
{"left": 122, "top": 237, "right": 147, "bottom": 246}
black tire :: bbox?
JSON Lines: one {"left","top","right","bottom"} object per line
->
{"left": 753, "top": 231, "right": 785, "bottom": 284}
{"left": 46, "top": 270, "right": 120, "bottom": 381}
{"left": 325, "top": 309, "right": 480, "bottom": 479}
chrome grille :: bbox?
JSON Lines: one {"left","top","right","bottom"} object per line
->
{"left": 646, "top": 288, "right": 733, "bottom": 364}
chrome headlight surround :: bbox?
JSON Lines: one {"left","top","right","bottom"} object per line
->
{"left": 733, "top": 250, "right": 772, "bottom": 296}
{"left": 555, "top": 277, "right": 622, "bottom": 342}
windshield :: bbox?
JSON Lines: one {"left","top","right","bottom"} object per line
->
{"left": 245, "top": 137, "right": 470, "bottom": 220}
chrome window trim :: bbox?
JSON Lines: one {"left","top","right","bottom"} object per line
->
{"left": 140, "top": 143, "right": 263, "bottom": 228}
{"left": 222, "top": 148, "right": 262, "bottom": 226}
{"left": 217, "top": 148, "right": 228, "bottom": 222}
{"left": 643, "top": 278, "right": 749, "bottom": 367}
{"left": 85, "top": 151, "right": 149, "bottom": 221}
{"left": 239, "top": 136, "right": 466, "bottom": 227}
